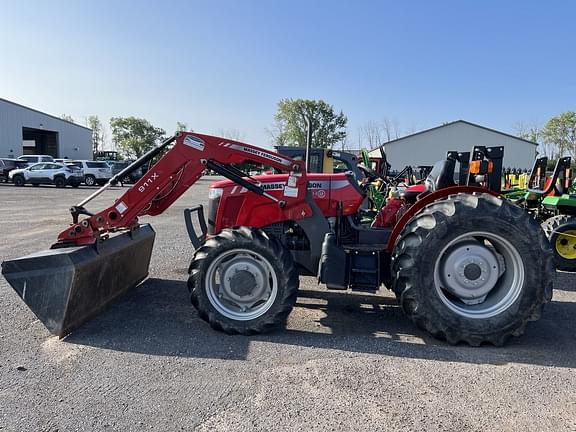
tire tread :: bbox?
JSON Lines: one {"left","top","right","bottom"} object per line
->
{"left": 187, "top": 227, "right": 299, "bottom": 335}
{"left": 392, "top": 192, "right": 554, "bottom": 346}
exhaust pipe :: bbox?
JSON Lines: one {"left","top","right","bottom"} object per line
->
{"left": 1, "top": 224, "right": 155, "bottom": 337}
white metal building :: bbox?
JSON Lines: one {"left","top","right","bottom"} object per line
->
{"left": 368, "top": 120, "right": 538, "bottom": 170}
{"left": 0, "top": 98, "right": 92, "bottom": 159}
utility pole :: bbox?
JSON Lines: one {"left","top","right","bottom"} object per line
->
{"left": 304, "top": 116, "right": 313, "bottom": 172}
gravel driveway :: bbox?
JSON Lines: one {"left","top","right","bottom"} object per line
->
{"left": 1, "top": 181, "right": 575, "bottom": 431}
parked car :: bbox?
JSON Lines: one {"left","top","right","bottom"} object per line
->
{"left": 68, "top": 160, "right": 113, "bottom": 186}
{"left": 9, "top": 162, "right": 84, "bottom": 188}
{"left": 110, "top": 160, "right": 145, "bottom": 184}
{"left": 0, "top": 158, "right": 28, "bottom": 182}
{"left": 17, "top": 155, "right": 54, "bottom": 166}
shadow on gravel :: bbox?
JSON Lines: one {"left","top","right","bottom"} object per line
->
{"left": 65, "top": 276, "right": 576, "bottom": 368}
{"left": 556, "top": 271, "right": 576, "bottom": 292}
{"left": 0, "top": 182, "right": 125, "bottom": 190}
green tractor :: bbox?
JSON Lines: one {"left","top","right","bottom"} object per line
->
{"left": 506, "top": 156, "right": 576, "bottom": 271}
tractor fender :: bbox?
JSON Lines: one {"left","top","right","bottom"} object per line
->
{"left": 386, "top": 186, "right": 499, "bottom": 253}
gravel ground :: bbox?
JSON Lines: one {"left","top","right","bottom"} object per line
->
{"left": 1, "top": 181, "right": 575, "bottom": 432}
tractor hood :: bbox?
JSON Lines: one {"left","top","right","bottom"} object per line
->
{"left": 207, "top": 172, "right": 365, "bottom": 234}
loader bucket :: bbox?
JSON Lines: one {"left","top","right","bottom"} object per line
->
{"left": 1, "top": 224, "right": 155, "bottom": 338}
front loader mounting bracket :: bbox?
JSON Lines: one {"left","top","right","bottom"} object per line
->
{"left": 70, "top": 206, "right": 93, "bottom": 224}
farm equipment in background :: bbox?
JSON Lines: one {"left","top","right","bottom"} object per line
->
{"left": 274, "top": 146, "right": 363, "bottom": 178}
{"left": 501, "top": 156, "right": 576, "bottom": 271}
{"left": 358, "top": 148, "right": 432, "bottom": 215}
{"left": 525, "top": 157, "right": 576, "bottom": 271}
{"left": 371, "top": 146, "right": 503, "bottom": 228}
{"left": 2, "top": 132, "right": 554, "bottom": 346}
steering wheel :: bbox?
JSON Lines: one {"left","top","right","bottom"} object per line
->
{"left": 357, "top": 163, "right": 379, "bottom": 183}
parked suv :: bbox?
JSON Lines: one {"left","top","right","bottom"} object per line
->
{"left": 68, "top": 160, "right": 113, "bottom": 186}
{"left": 0, "top": 158, "right": 28, "bottom": 182}
{"left": 17, "top": 155, "right": 55, "bottom": 166}
{"left": 110, "top": 160, "right": 146, "bottom": 184}
{"left": 9, "top": 162, "right": 84, "bottom": 188}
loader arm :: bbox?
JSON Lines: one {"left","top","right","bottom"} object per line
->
{"left": 57, "top": 132, "right": 310, "bottom": 246}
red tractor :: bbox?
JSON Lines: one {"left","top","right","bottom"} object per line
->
{"left": 2, "top": 133, "right": 554, "bottom": 346}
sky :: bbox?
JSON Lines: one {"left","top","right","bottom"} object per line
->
{"left": 1, "top": 0, "right": 575, "bottom": 149}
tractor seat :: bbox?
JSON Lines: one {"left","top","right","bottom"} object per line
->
{"left": 425, "top": 159, "right": 456, "bottom": 193}
{"left": 400, "top": 184, "right": 426, "bottom": 203}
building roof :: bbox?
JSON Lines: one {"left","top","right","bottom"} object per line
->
{"left": 380, "top": 120, "right": 538, "bottom": 147}
{"left": 0, "top": 97, "right": 92, "bottom": 131}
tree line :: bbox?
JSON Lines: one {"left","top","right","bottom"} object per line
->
{"left": 61, "top": 102, "right": 576, "bottom": 161}
{"left": 515, "top": 112, "right": 576, "bottom": 161}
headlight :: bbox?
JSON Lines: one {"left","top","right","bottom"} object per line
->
{"left": 208, "top": 188, "right": 224, "bottom": 200}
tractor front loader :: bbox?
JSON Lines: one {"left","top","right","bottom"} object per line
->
{"left": 2, "top": 132, "right": 555, "bottom": 346}
{"left": 2, "top": 133, "right": 309, "bottom": 337}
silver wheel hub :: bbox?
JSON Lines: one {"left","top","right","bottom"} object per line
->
{"left": 205, "top": 249, "right": 278, "bottom": 321}
{"left": 220, "top": 258, "right": 268, "bottom": 306}
{"left": 433, "top": 232, "right": 524, "bottom": 319}
{"left": 439, "top": 241, "right": 501, "bottom": 305}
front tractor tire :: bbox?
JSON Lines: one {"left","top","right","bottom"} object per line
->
{"left": 542, "top": 215, "right": 576, "bottom": 272}
{"left": 188, "top": 227, "right": 299, "bottom": 335}
{"left": 392, "top": 193, "right": 554, "bottom": 346}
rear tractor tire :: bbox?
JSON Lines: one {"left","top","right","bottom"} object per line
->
{"left": 188, "top": 227, "right": 299, "bottom": 335}
{"left": 392, "top": 193, "right": 554, "bottom": 346}
{"left": 542, "top": 215, "right": 576, "bottom": 272}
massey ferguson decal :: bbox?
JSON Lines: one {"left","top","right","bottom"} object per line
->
{"left": 224, "top": 143, "right": 292, "bottom": 166}
{"left": 308, "top": 181, "right": 328, "bottom": 189}
{"left": 183, "top": 135, "right": 205, "bottom": 151}
{"left": 261, "top": 182, "right": 285, "bottom": 191}
{"left": 233, "top": 180, "right": 340, "bottom": 195}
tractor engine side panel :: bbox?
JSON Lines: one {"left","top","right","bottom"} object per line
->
{"left": 210, "top": 173, "right": 364, "bottom": 232}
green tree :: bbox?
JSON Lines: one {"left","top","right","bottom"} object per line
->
{"left": 176, "top": 121, "right": 188, "bottom": 132}
{"left": 542, "top": 112, "right": 576, "bottom": 158}
{"left": 269, "top": 98, "right": 347, "bottom": 148}
{"left": 110, "top": 117, "right": 166, "bottom": 158}
{"left": 514, "top": 121, "right": 552, "bottom": 157}
{"left": 61, "top": 114, "right": 75, "bottom": 123}
{"left": 87, "top": 115, "right": 103, "bottom": 154}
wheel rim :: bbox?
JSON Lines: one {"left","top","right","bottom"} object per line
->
{"left": 555, "top": 229, "right": 576, "bottom": 260}
{"left": 433, "top": 231, "right": 524, "bottom": 319}
{"left": 86, "top": 176, "right": 95, "bottom": 185}
{"left": 204, "top": 248, "right": 278, "bottom": 321}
